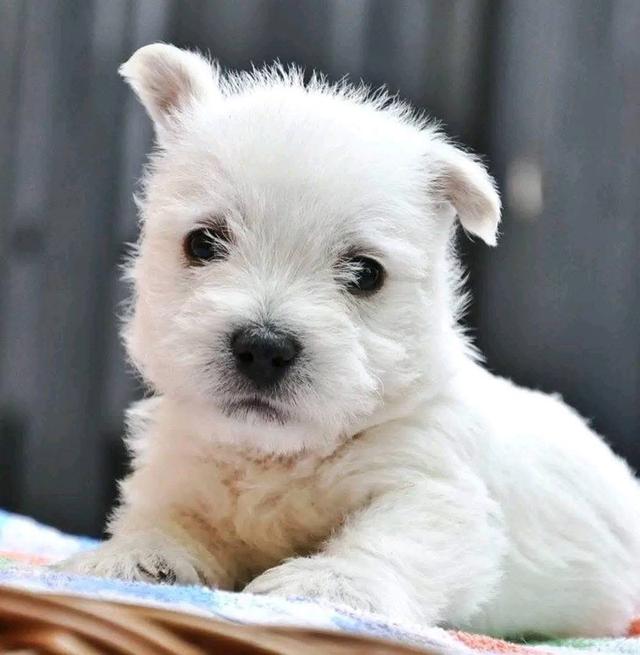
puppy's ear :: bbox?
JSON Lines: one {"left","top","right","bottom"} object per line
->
{"left": 430, "top": 140, "right": 501, "bottom": 246}
{"left": 119, "top": 43, "right": 218, "bottom": 131}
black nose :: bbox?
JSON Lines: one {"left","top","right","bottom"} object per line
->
{"left": 230, "top": 326, "right": 300, "bottom": 389}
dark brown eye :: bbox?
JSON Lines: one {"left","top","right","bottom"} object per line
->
{"left": 184, "top": 225, "right": 229, "bottom": 265}
{"left": 346, "top": 256, "right": 385, "bottom": 295}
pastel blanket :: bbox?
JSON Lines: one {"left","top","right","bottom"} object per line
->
{"left": 0, "top": 509, "right": 637, "bottom": 654}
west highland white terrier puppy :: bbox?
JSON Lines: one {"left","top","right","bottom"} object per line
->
{"left": 62, "top": 44, "right": 640, "bottom": 637}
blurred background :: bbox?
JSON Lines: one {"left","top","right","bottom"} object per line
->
{"left": 0, "top": 0, "right": 638, "bottom": 537}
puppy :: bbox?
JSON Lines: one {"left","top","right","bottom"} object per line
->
{"left": 62, "top": 44, "right": 640, "bottom": 638}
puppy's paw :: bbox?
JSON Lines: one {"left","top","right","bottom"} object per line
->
{"left": 244, "top": 557, "right": 380, "bottom": 614}
{"left": 56, "top": 533, "right": 204, "bottom": 585}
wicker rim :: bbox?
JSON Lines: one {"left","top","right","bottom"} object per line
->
{"left": 0, "top": 585, "right": 440, "bottom": 655}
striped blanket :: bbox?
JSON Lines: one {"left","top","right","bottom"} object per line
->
{"left": 0, "top": 509, "right": 638, "bottom": 654}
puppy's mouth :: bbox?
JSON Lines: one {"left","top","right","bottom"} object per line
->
{"left": 221, "top": 396, "right": 289, "bottom": 424}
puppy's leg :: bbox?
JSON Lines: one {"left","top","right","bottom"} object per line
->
{"left": 58, "top": 512, "right": 234, "bottom": 588}
{"left": 245, "top": 475, "right": 505, "bottom": 625}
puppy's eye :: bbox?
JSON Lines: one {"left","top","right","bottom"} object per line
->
{"left": 184, "top": 226, "right": 229, "bottom": 265}
{"left": 346, "top": 256, "right": 385, "bottom": 295}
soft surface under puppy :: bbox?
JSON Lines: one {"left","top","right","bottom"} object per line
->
{"left": 62, "top": 44, "right": 640, "bottom": 638}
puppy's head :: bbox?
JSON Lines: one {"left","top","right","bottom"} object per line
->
{"left": 120, "top": 44, "right": 500, "bottom": 453}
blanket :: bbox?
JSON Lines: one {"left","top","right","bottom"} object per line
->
{"left": 0, "top": 509, "right": 637, "bottom": 654}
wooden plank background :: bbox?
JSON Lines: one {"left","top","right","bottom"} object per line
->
{"left": 0, "top": 0, "right": 638, "bottom": 536}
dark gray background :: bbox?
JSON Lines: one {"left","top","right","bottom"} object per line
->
{"left": 1, "top": 0, "right": 638, "bottom": 537}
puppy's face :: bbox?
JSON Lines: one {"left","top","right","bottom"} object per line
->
{"left": 121, "top": 45, "right": 500, "bottom": 453}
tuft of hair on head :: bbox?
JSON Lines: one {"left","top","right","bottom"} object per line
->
{"left": 119, "top": 42, "right": 220, "bottom": 133}
{"left": 120, "top": 43, "right": 501, "bottom": 246}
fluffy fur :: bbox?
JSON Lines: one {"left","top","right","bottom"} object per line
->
{"left": 61, "top": 44, "right": 640, "bottom": 638}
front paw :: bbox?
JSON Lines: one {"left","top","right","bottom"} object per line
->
{"left": 55, "top": 533, "right": 204, "bottom": 585}
{"left": 244, "top": 557, "right": 379, "bottom": 614}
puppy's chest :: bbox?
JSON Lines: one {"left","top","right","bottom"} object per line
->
{"left": 191, "top": 451, "right": 356, "bottom": 564}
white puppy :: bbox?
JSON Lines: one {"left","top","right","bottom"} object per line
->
{"left": 63, "top": 44, "right": 640, "bottom": 638}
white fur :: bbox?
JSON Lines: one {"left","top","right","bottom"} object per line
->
{"left": 62, "top": 44, "right": 640, "bottom": 638}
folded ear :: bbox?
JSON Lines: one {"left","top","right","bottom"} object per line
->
{"left": 119, "top": 43, "right": 219, "bottom": 131}
{"left": 430, "top": 140, "right": 501, "bottom": 246}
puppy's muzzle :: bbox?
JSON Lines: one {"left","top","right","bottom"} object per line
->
{"left": 230, "top": 325, "right": 300, "bottom": 390}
